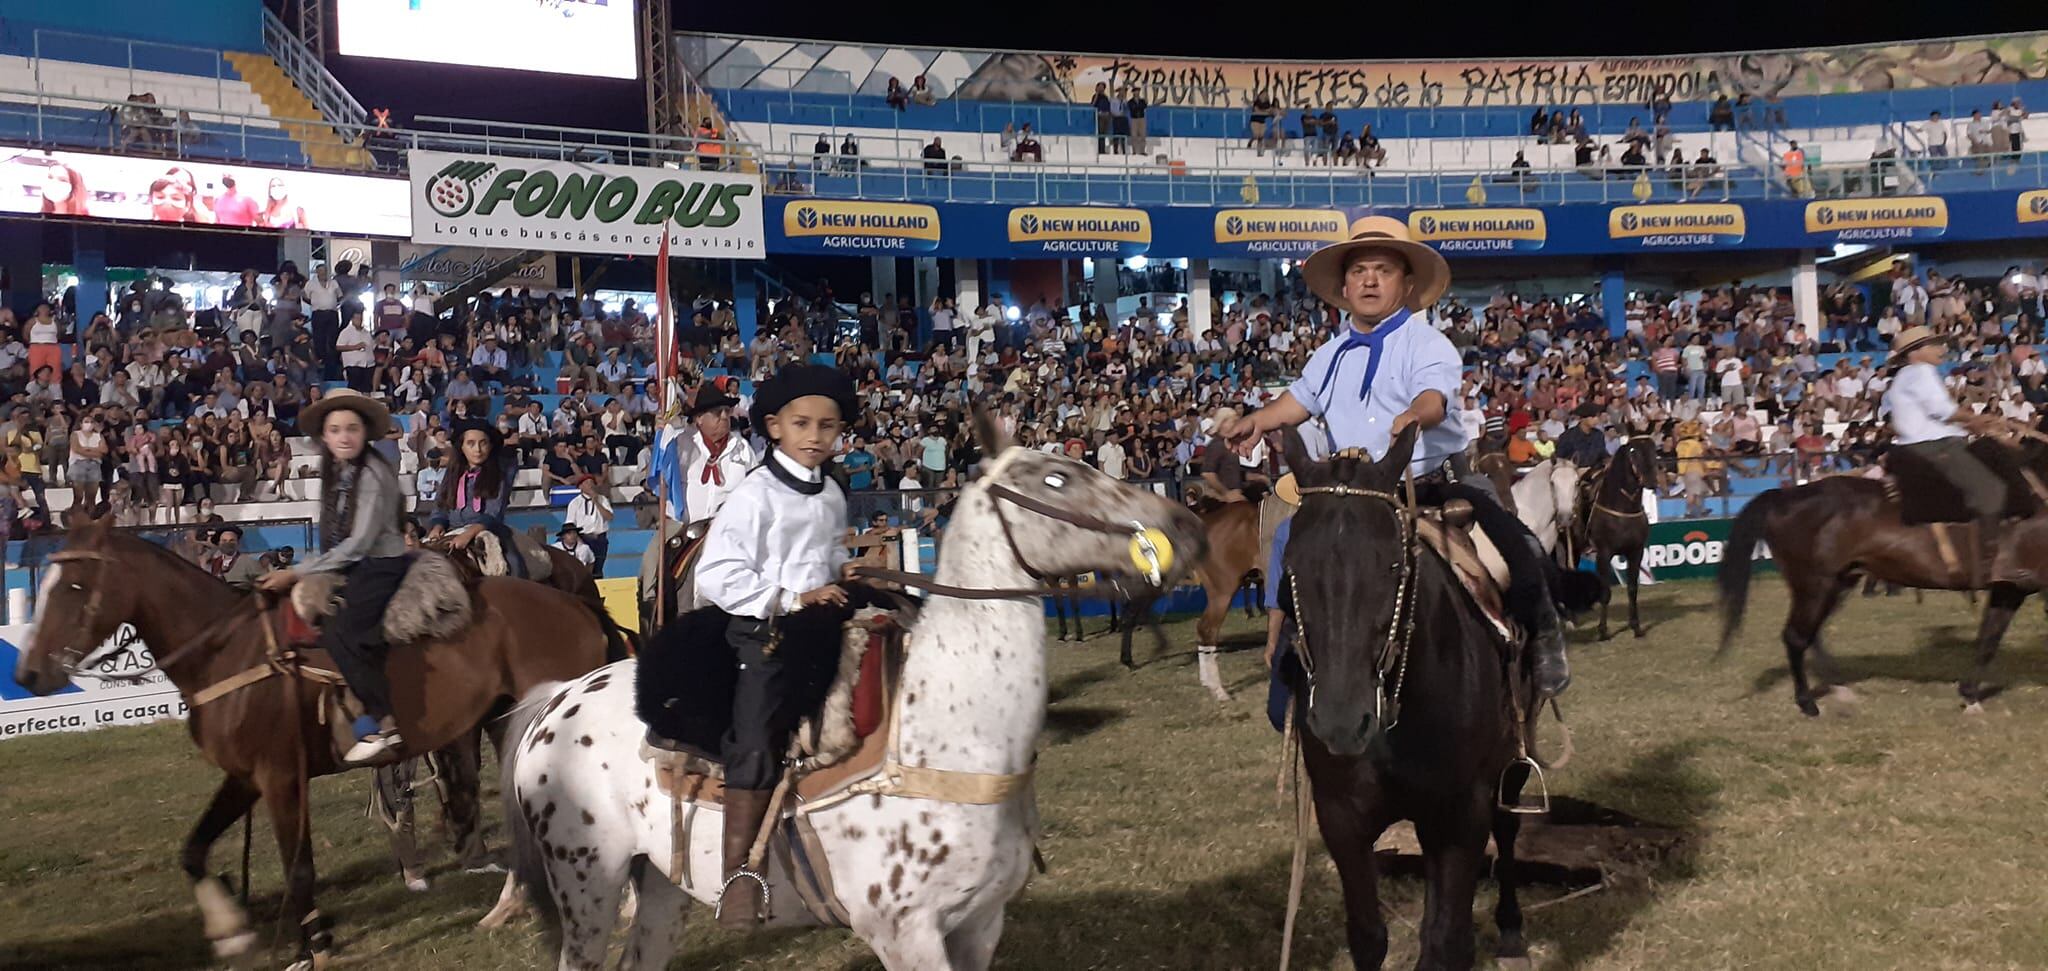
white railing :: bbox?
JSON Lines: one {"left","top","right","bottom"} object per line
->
{"left": 30, "top": 29, "right": 230, "bottom": 111}
{"left": 260, "top": 6, "right": 366, "bottom": 128}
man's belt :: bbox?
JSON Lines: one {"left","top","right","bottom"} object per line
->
{"left": 1413, "top": 457, "right": 1463, "bottom": 486}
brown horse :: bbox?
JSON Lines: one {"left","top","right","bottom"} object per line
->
{"left": 10, "top": 516, "right": 616, "bottom": 968}
{"left": 1114, "top": 498, "right": 1271, "bottom": 701}
{"left": 1572, "top": 437, "right": 1659, "bottom": 639}
{"left": 1718, "top": 433, "right": 2048, "bottom": 716}
{"left": 427, "top": 531, "right": 633, "bottom": 659}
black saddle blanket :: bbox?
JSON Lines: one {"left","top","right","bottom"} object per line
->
{"left": 632, "top": 584, "right": 906, "bottom": 763}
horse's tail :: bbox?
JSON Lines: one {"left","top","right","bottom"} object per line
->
{"left": 498, "top": 680, "right": 569, "bottom": 948}
{"left": 1716, "top": 488, "right": 1779, "bottom": 660}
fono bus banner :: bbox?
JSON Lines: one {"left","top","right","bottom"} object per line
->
{"left": 408, "top": 149, "right": 764, "bottom": 259}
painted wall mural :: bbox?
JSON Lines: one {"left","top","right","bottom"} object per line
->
{"left": 681, "top": 32, "right": 2048, "bottom": 108}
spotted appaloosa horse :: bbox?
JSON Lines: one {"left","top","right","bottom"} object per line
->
{"left": 495, "top": 411, "right": 1202, "bottom": 970}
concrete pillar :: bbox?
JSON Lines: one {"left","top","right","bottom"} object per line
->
{"left": 1791, "top": 251, "right": 1820, "bottom": 333}
{"left": 731, "top": 263, "right": 758, "bottom": 348}
{"left": 1259, "top": 259, "right": 1279, "bottom": 299}
{"left": 953, "top": 257, "right": 982, "bottom": 312}
{"left": 0, "top": 221, "right": 42, "bottom": 319}
{"left": 913, "top": 256, "right": 940, "bottom": 309}
{"left": 71, "top": 225, "right": 107, "bottom": 325}
{"left": 869, "top": 257, "right": 895, "bottom": 308}
{"left": 1601, "top": 268, "right": 1627, "bottom": 339}
{"left": 1188, "top": 258, "right": 1213, "bottom": 339}
{"left": 1091, "top": 257, "right": 1118, "bottom": 314}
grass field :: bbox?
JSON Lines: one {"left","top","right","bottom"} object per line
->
{"left": 5, "top": 578, "right": 2048, "bottom": 970}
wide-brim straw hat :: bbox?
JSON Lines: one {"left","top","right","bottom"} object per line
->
{"left": 298, "top": 388, "right": 392, "bottom": 440}
{"left": 1888, "top": 325, "right": 1945, "bottom": 365}
{"left": 1301, "top": 215, "right": 1451, "bottom": 314}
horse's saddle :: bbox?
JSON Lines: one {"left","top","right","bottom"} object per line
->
{"left": 281, "top": 552, "right": 474, "bottom": 648}
{"left": 1881, "top": 439, "right": 2045, "bottom": 526}
{"left": 1415, "top": 501, "right": 1519, "bottom": 642}
{"left": 632, "top": 591, "right": 916, "bottom": 799}
{"left": 454, "top": 528, "right": 554, "bottom": 583}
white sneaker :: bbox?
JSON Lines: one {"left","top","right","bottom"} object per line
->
{"left": 343, "top": 731, "right": 403, "bottom": 765}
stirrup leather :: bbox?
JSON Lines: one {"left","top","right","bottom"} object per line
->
{"left": 714, "top": 869, "right": 769, "bottom": 922}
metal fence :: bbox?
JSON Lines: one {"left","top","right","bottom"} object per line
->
{"left": 12, "top": 518, "right": 315, "bottom": 621}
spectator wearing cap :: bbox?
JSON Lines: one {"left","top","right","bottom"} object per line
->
{"left": 563, "top": 474, "right": 612, "bottom": 576}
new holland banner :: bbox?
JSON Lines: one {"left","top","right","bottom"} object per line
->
{"left": 408, "top": 150, "right": 764, "bottom": 258}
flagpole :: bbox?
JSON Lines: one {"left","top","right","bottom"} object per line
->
{"left": 653, "top": 232, "right": 672, "bottom": 633}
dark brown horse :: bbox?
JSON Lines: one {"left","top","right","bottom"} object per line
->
{"left": 1718, "top": 433, "right": 2048, "bottom": 716}
{"left": 427, "top": 531, "right": 633, "bottom": 659}
{"left": 1278, "top": 426, "right": 1536, "bottom": 969}
{"left": 11, "top": 516, "right": 616, "bottom": 968}
{"left": 1573, "top": 437, "right": 1659, "bottom": 639}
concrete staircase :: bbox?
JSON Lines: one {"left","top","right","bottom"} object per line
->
{"left": 223, "top": 51, "right": 369, "bottom": 170}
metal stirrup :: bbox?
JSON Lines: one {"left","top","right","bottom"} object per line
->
{"left": 714, "top": 869, "right": 769, "bottom": 922}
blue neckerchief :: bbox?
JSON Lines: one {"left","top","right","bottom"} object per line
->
{"left": 1312, "top": 308, "right": 1412, "bottom": 404}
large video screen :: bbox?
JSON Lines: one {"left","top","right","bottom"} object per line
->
{"left": 0, "top": 149, "right": 411, "bottom": 237}
{"left": 336, "top": 0, "right": 638, "bottom": 80}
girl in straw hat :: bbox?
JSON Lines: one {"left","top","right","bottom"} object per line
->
{"left": 257, "top": 389, "right": 411, "bottom": 763}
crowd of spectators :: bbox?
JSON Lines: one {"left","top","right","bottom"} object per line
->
{"left": 8, "top": 248, "right": 2045, "bottom": 542}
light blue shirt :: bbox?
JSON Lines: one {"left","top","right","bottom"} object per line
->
{"left": 1287, "top": 310, "right": 1468, "bottom": 476}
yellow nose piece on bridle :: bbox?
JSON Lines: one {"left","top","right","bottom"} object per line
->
{"left": 1129, "top": 529, "right": 1174, "bottom": 582}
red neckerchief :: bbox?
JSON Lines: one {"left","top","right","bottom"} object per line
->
{"left": 700, "top": 434, "right": 730, "bottom": 486}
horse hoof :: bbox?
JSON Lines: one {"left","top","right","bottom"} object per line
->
{"left": 407, "top": 877, "right": 430, "bottom": 893}
{"left": 1633, "top": 627, "right": 1646, "bottom": 639}
{"left": 1797, "top": 698, "right": 1821, "bottom": 718}
{"left": 212, "top": 930, "right": 258, "bottom": 961}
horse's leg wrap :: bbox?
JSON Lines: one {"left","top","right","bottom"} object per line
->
{"left": 1198, "top": 645, "right": 1231, "bottom": 702}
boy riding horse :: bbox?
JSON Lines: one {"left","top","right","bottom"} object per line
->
{"left": 692, "top": 364, "right": 858, "bottom": 928}
{"left": 1220, "top": 217, "right": 1573, "bottom": 699}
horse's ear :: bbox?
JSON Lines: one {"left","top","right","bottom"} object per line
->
{"left": 61, "top": 507, "right": 95, "bottom": 533}
{"left": 970, "top": 402, "right": 1012, "bottom": 456}
{"left": 1377, "top": 423, "right": 1420, "bottom": 481}
{"left": 1280, "top": 424, "right": 1316, "bottom": 480}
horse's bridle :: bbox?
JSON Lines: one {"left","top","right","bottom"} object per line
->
{"left": 1285, "top": 478, "right": 1420, "bottom": 730}
{"left": 39, "top": 546, "right": 253, "bottom": 682}
{"left": 40, "top": 548, "right": 116, "bottom": 674}
{"left": 850, "top": 449, "right": 1169, "bottom": 600}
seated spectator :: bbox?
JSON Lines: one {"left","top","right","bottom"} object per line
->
{"left": 469, "top": 335, "right": 510, "bottom": 387}
{"left": 1013, "top": 124, "right": 1043, "bottom": 163}
{"left": 811, "top": 132, "right": 832, "bottom": 171}
{"left": 885, "top": 77, "right": 909, "bottom": 111}
{"left": 838, "top": 133, "right": 861, "bottom": 173}
{"left": 1358, "top": 125, "right": 1385, "bottom": 167}
{"left": 1709, "top": 94, "right": 1735, "bottom": 131}
{"left": 923, "top": 137, "right": 949, "bottom": 174}
{"left": 910, "top": 74, "right": 937, "bottom": 107}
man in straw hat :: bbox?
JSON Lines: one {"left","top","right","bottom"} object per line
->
{"left": 1882, "top": 325, "right": 2009, "bottom": 581}
{"left": 258, "top": 388, "right": 412, "bottom": 763}
{"left": 1220, "top": 216, "right": 1574, "bottom": 698}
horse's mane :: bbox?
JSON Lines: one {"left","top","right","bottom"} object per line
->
{"left": 99, "top": 527, "right": 240, "bottom": 595}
